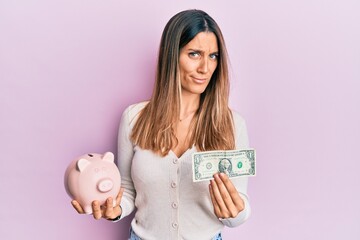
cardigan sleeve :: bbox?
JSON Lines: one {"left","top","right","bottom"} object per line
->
{"left": 219, "top": 111, "right": 252, "bottom": 227}
{"left": 117, "top": 105, "right": 137, "bottom": 220}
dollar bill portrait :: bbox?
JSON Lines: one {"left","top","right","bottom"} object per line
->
{"left": 218, "top": 158, "right": 233, "bottom": 175}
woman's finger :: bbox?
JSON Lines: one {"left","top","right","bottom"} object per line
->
{"left": 71, "top": 200, "right": 85, "bottom": 214}
{"left": 214, "top": 173, "right": 234, "bottom": 208}
{"left": 92, "top": 201, "right": 102, "bottom": 220}
{"left": 116, "top": 188, "right": 124, "bottom": 206}
{"left": 209, "top": 183, "right": 221, "bottom": 217}
{"left": 104, "top": 197, "right": 114, "bottom": 219}
{"left": 219, "top": 173, "right": 245, "bottom": 213}
{"left": 213, "top": 173, "right": 243, "bottom": 218}
{"left": 210, "top": 177, "right": 229, "bottom": 217}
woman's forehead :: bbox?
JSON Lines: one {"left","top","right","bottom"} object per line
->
{"left": 183, "top": 32, "right": 218, "bottom": 52}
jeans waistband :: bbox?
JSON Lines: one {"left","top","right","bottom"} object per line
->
{"left": 129, "top": 227, "right": 222, "bottom": 240}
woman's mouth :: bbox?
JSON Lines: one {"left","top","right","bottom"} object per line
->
{"left": 192, "top": 77, "right": 207, "bottom": 84}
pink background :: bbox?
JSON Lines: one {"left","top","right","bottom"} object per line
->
{"left": 1, "top": 0, "right": 359, "bottom": 239}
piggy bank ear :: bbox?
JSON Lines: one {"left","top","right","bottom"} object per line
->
{"left": 102, "top": 152, "right": 114, "bottom": 163}
{"left": 77, "top": 158, "right": 91, "bottom": 172}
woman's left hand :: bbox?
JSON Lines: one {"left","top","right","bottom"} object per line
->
{"left": 209, "top": 173, "right": 245, "bottom": 219}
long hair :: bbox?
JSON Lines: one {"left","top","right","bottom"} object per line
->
{"left": 131, "top": 9, "right": 235, "bottom": 156}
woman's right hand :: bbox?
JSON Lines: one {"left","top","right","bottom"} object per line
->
{"left": 71, "top": 188, "right": 124, "bottom": 220}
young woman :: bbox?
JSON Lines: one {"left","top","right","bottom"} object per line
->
{"left": 72, "top": 9, "right": 251, "bottom": 240}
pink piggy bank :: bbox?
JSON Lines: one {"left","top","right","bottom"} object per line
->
{"left": 64, "top": 152, "right": 121, "bottom": 214}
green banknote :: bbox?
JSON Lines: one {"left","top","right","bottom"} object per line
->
{"left": 192, "top": 149, "right": 256, "bottom": 182}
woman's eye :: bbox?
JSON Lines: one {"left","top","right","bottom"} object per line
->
{"left": 189, "top": 52, "right": 200, "bottom": 58}
{"left": 210, "top": 53, "right": 219, "bottom": 60}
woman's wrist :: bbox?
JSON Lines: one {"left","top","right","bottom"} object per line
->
{"left": 109, "top": 214, "right": 121, "bottom": 221}
{"left": 108, "top": 205, "right": 122, "bottom": 222}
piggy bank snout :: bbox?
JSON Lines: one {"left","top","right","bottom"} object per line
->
{"left": 97, "top": 178, "right": 114, "bottom": 193}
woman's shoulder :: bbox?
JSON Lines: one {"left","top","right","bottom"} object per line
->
{"left": 230, "top": 109, "right": 246, "bottom": 126}
{"left": 230, "top": 109, "right": 249, "bottom": 148}
{"left": 122, "top": 101, "right": 149, "bottom": 125}
{"left": 125, "top": 101, "right": 148, "bottom": 115}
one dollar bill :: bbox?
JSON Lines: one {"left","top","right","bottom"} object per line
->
{"left": 192, "top": 149, "right": 256, "bottom": 182}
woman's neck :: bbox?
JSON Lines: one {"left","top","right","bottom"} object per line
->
{"left": 180, "top": 93, "right": 200, "bottom": 121}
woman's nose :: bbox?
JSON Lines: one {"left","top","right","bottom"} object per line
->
{"left": 198, "top": 58, "right": 209, "bottom": 74}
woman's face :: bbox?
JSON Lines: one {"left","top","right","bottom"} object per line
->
{"left": 179, "top": 31, "right": 218, "bottom": 96}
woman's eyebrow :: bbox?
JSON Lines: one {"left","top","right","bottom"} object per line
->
{"left": 187, "top": 48, "right": 202, "bottom": 52}
{"left": 187, "top": 48, "right": 219, "bottom": 54}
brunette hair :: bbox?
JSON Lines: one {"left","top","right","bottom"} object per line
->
{"left": 131, "top": 9, "right": 235, "bottom": 156}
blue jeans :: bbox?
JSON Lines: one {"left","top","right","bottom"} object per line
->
{"left": 129, "top": 227, "right": 222, "bottom": 240}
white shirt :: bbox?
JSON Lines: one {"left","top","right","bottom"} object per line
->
{"left": 117, "top": 102, "right": 251, "bottom": 240}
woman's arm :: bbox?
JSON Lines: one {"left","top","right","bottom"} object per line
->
{"left": 209, "top": 111, "right": 251, "bottom": 227}
{"left": 116, "top": 102, "right": 149, "bottom": 220}
{"left": 116, "top": 104, "right": 138, "bottom": 220}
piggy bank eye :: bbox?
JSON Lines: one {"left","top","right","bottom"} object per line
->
{"left": 88, "top": 154, "right": 93, "bottom": 157}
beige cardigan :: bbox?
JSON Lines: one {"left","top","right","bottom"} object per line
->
{"left": 117, "top": 102, "right": 251, "bottom": 240}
